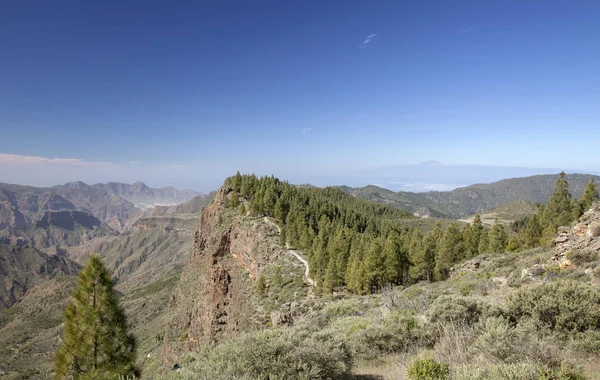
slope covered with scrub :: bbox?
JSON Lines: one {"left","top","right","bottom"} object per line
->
{"left": 173, "top": 202, "right": 600, "bottom": 379}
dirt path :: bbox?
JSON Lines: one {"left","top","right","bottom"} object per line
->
{"left": 263, "top": 217, "right": 315, "bottom": 286}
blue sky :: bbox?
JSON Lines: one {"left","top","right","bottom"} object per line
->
{"left": 1, "top": 0, "right": 599, "bottom": 191}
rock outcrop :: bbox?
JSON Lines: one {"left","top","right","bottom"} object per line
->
{"left": 163, "top": 188, "right": 293, "bottom": 362}
{"left": 550, "top": 202, "right": 600, "bottom": 268}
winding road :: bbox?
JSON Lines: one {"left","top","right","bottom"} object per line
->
{"left": 263, "top": 217, "right": 315, "bottom": 286}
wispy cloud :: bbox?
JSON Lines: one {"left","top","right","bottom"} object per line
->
{"left": 459, "top": 27, "right": 474, "bottom": 33}
{"left": 128, "top": 160, "right": 141, "bottom": 165}
{"left": 0, "top": 153, "right": 117, "bottom": 167}
{"left": 361, "top": 33, "right": 377, "bottom": 45}
{"left": 301, "top": 127, "right": 312, "bottom": 133}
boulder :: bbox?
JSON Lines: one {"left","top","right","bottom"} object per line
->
{"left": 270, "top": 310, "right": 292, "bottom": 326}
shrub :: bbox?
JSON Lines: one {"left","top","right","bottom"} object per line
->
{"left": 427, "top": 295, "right": 497, "bottom": 327}
{"left": 326, "top": 312, "right": 420, "bottom": 360}
{"left": 590, "top": 222, "right": 600, "bottom": 238}
{"left": 566, "top": 250, "right": 598, "bottom": 265}
{"left": 433, "top": 322, "right": 476, "bottom": 365}
{"left": 544, "top": 264, "right": 561, "bottom": 276}
{"left": 458, "top": 281, "right": 475, "bottom": 296}
{"left": 406, "top": 357, "right": 450, "bottom": 380}
{"left": 180, "top": 327, "right": 353, "bottom": 380}
{"left": 453, "top": 362, "right": 539, "bottom": 380}
{"left": 568, "top": 330, "right": 600, "bottom": 355}
{"left": 453, "top": 362, "right": 583, "bottom": 380}
{"left": 506, "top": 280, "right": 600, "bottom": 333}
{"left": 473, "top": 316, "right": 519, "bottom": 363}
{"left": 321, "top": 298, "right": 365, "bottom": 319}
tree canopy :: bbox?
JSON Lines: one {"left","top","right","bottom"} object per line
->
{"left": 54, "top": 255, "right": 137, "bottom": 379}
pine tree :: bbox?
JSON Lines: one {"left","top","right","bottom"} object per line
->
{"left": 478, "top": 229, "right": 490, "bottom": 254}
{"left": 239, "top": 202, "right": 246, "bottom": 216}
{"left": 280, "top": 227, "right": 287, "bottom": 248}
{"left": 364, "top": 238, "right": 385, "bottom": 293}
{"left": 274, "top": 198, "right": 285, "bottom": 223}
{"left": 54, "top": 255, "right": 137, "bottom": 380}
{"left": 256, "top": 274, "right": 267, "bottom": 297}
{"left": 543, "top": 172, "right": 574, "bottom": 229}
{"left": 230, "top": 191, "right": 240, "bottom": 208}
{"left": 462, "top": 216, "right": 483, "bottom": 258}
{"left": 383, "top": 232, "right": 401, "bottom": 286}
{"left": 435, "top": 222, "right": 463, "bottom": 280}
{"left": 272, "top": 266, "right": 283, "bottom": 289}
{"left": 522, "top": 212, "right": 542, "bottom": 248}
{"left": 230, "top": 171, "right": 242, "bottom": 192}
{"left": 345, "top": 237, "right": 364, "bottom": 292}
{"left": 579, "top": 179, "right": 599, "bottom": 215}
{"left": 408, "top": 228, "right": 424, "bottom": 282}
{"left": 506, "top": 235, "right": 521, "bottom": 252}
{"left": 413, "top": 223, "right": 440, "bottom": 282}
{"left": 322, "top": 254, "right": 338, "bottom": 295}
{"left": 488, "top": 219, "right": 508, "bottom": 253}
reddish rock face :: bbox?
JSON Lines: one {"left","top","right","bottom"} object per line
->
{"left": 163, "top": 187, "right": 283, "bottom": 363}
{"left": 550, "top": 202, "right": 600, "bottom": 267}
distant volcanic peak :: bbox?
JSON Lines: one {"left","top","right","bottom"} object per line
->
{"left": 419, "top": 160, "right": 444, "bottom": 166}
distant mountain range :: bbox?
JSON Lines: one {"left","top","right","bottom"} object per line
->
{"left": 339, "top": 173, "right": 600, "bottom": 218}
{"left": 0, "top": 181, "right": 201, "bottom": 232}
{"left": 303, "top": 162, "right": 597, "bottom": 192}
{"left": 58, "top": 181, "right": 201, "bottom": 210}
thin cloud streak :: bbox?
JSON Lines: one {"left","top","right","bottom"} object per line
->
{"left": 301, "top": 127, "right": 312, "bottom": 133}
{"left": 361, "top": 33, "right": 377, "bottom": 45}
{"left": 0, "top": 153, "right": 118, "bottom": 167}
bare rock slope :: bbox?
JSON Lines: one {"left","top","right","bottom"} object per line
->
{"left": 163, "top": 187, "right": 303, "bottom": 362}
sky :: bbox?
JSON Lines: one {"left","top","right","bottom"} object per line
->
{"left": 1, "top": 0, "right": 599, "bottom": 192}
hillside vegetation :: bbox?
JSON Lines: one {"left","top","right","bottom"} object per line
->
{"left": 165, "top": 173, "right": 600, "bottom": 379}
{"left": 341, "top": 173, "right": 600, "bottom": 218}
{"left": 174, "top": 245, "right": 600, "bottom": 380}
{"left": 2, "top": 173, "right": 599, "bottom": 379}
{"left": 225, "top": 173, "right": 596, "bottom": 295}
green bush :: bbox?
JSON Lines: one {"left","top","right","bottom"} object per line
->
{"left": 566, "top": 250, "right": 598, "bottom": 265}
{"left": 569, "top": 330, "right": 600, "bottom": 355}
{"left": 506, "top": 280, "right": 600, "bottom": 333}
{"left": 326, "top": 312, "right": 420, "bottom": 360}
{"left": 453, "top": 362, "right": 583, "bottom": 380}
{"left": 406, "top": 357, "right": 450, "bottom": 380}
{"left": 473, "top": 316, "right": 519, "bottom": 363}
{"left": 458, "top": 281, "right": 476, "bottom": 296}
{"left": 427, "top": 295, "right": 497, "bottom": 327}
{"left": 180, "top": 327, "right": 353, "bottom": 380}
{"left": 321, "top": 298, "right": 365, "bottom": 319}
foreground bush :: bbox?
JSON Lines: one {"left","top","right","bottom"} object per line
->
{"left": 327, "top": 311, "right": 420, "bottom": 359}
{"left": 406, "top": 357, "right": 450, "bottom": 380}
{"left": 427, "top": 295, "right": 493, "bottom": 326}
{"left": 506, "top": 280, "right": 600, "bottom": 333}
{"left": 454, "top": 362, "right": 584, "bottom": 380}
{"left": 178, "top": 327, "right": 353, "bottom": 380}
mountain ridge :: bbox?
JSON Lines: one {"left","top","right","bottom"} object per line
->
{"left": 338, "top": 173, "right": 600, "bottom": 218}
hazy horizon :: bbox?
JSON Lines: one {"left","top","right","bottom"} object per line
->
{"left": 1, "top": 155, "right": 598, "bottom": 193}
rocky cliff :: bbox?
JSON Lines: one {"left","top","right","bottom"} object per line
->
{"left": 163, "top": 187, "right": 302, "bottom": 362}
{"left": 550, "top": 202, "right": 600, "bottom": 268}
